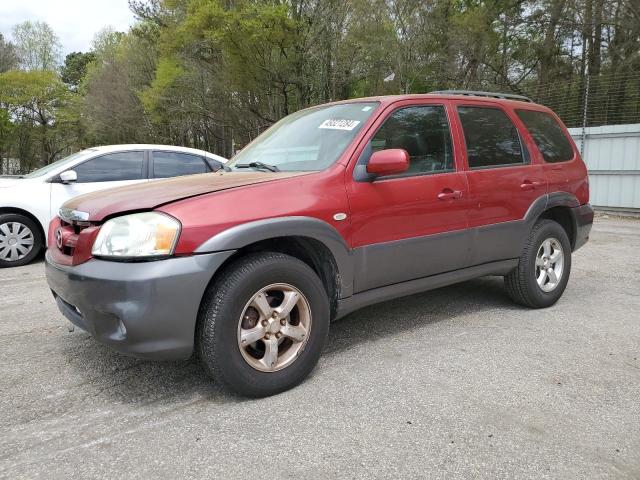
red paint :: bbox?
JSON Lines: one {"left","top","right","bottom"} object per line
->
{"left": 48, "top": 94, "right": 590, "bottom": 266}
{"left": 63, "top": 171, "right": 310, "bottom": 222}
{"left": 161, "top": 167, "right": 351, "bottom": 255}
{"left": 47, "top": 216, "right": 100, "bottom": 266}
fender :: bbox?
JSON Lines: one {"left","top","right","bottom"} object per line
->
{"left": 523, "top": 192, "right": 579, "bottom": 225}
{"left": 523, "top": 192, "right": 590, "bottom": 250}
{"left": 194, "top": 216, "right": 355, "bottom": 297}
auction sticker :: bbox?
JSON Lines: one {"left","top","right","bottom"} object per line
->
{"left": 319, "top": 119, "right": 361, "bottom": 131}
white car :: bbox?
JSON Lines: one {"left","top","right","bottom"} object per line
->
{"left": 0, "top": 144, "right": 227, "bottom": 267}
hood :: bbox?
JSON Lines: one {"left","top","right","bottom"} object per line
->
{"left": 0, "top": 176, "right": 24, "bottom": 188}
{"left": 63, "top": 170, "right": 308, "bottom": 221}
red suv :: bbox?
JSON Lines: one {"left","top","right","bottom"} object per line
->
{"left": 46, "top": 91, "right": 593, "bottom": 397}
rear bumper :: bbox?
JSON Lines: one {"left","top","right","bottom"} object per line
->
{"left": 571, "top": 203, "right": 594, "bottom": 251}
{"left": 45, "top": 250, "right": 235, "bottom": 360}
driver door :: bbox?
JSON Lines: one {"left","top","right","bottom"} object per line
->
{"left": 347, "top": 101, "right": 471, "bottom": 292}
{"left": 50, "top": 151, "right": 149, "bottom": 218}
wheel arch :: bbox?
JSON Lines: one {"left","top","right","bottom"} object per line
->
{"left": 195, "top": 217, "right": 355, "bottom": 320}
{"left": 0, "top": 207, "right": 46, "bottom": 245}
{"left": 525, "top": 193, "right": 580, "bottom": 250}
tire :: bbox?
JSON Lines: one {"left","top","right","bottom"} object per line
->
{"left": 0, "top": 213, "right": 43, "bottom": 268}
{"left": 197, "top": 252, "right": 330, "bottom": 397}
{"left": 504, "top": 219, "right": 572, "bottom": 308}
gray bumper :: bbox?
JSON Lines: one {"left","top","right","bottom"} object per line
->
{"left": 45, "top": 250, "right": 235, "bottom": 360}
{"left": 571, "top": 203, "right": 594, "bottom": 251}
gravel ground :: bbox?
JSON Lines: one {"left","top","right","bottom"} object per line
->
{"left": 1, "top": 216, "right": 639, "bottom": 479}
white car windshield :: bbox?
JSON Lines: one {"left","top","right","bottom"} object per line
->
{"left": 23, "top": 149, "right": 97, "bottom": 179}
{"left": 228, "top": 102, "right": 379, "bottom": 172}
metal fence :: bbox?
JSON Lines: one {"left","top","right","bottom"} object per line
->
{"left": 526, "top": 71, "right": 640, "bottom": 129}
{"left": 567, "top": 123, "right": 640, "bottom": 212}
{"left": 523, "top": 73, "right": 640, "bottom": 213}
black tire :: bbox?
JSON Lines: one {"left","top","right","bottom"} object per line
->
{"left": 0, "top": 213, "right": 43, "bottom": 268}
{"left": 504, "top": 219, "right": 572, "bottom": 308}
{"left": 197, "top": 252, "right": 330, "bottom": 397}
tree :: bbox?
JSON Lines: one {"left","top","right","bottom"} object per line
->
{"left": 82, "top": 28, "right": 152, "bottom": 144}
{"left": 60, "top": 51, "right": 97, "bottom": 87}
{"left": 0, "top": 70, "right": 77, "bottom": 170}
{"left": 12, "top": 21, "right": 62, "bottom": 71}
{"left": 0, "top": 108, "right": 14, "bottom": 163}
{"left": 3, "top": 0, "right": 640, "bottom": 171}
{"left": 0, "top": 33, "right": 18, "bottom": 73}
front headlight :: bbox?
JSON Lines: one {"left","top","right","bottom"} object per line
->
{"left": 92, "top": 212, "right": 181, "bottom": 258}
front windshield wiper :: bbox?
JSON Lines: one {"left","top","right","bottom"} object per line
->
{"left": 234, "top": 162, "right": 280, "bottom": 172}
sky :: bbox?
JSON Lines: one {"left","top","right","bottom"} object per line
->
{"left": 0, "top": 0, "right": 135, "bottom": 55}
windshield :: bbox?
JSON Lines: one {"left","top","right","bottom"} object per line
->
{"left": 228, "top": 102, "right": 379, "bottom": 172}
{"left": 23, "top": 149, "right": 96, "bottom": 178}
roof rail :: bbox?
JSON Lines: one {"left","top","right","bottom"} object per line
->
{"left": 429, "top": 90, "right": 533, "bottom": 103}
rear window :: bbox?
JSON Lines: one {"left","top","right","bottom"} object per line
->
{"left": 516, "top": 110, "right": 574, "bottom": 163}
{"left": 153, "top": 151, "right": 209, "bottom": 178}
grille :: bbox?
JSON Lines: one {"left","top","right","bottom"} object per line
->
{"left": 57, "top": 219, "right": 88, "bottom": 257}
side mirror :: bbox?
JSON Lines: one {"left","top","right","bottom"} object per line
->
{"left": 366, "top": 149, "right": 409, "bottom": 178}
{"left": 59, "top": 170, "right": 78, "bottom": 184}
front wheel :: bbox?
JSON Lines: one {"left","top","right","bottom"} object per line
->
{"left": 0, "top": 214, "right": 43, "bottom": 268}
{"left": 197, "top": 252, "right": 330, "bottom": 397}
{"left": 504, "top": 219, "right": 572, "bottom": 308}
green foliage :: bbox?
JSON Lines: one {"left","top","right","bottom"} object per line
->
{"left": 140, "top": 55, "right": 184, "bottom": 114}
{"left": 0, "top": 69, "right": 79, "bottom": 170}
{"left": 60, "top": 51, "right": 97, "bottom": 87}
{"left": 0, "top": 108, "right": 14, "bottom": 157}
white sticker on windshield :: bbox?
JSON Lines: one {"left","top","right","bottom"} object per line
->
{"left": 362, "top": 106, "right": 373, "bottom": 111}
{"left": 319, "top": 119, "right": 361, "bottom": 131}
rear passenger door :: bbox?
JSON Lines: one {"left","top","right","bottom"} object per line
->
{"left": 452, "top": 101, "right": 547, "bottom": 265}
{"left": 151, "top": 151, "right": 214, "bottom": 179}
{"left": 347, "top": 101, "right": 472, "bottom": 292}
{"left": 514, "top": 109, "right": 581, "bottom": 195}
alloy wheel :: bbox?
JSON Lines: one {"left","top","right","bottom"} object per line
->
{"left": 237, "top": 283, "right": 312, "bottom": 372}
{"left": 535, "top": 237, "right": 564, "bottom": 292}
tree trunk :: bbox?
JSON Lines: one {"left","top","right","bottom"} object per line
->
{"left": 538, "top": 0, "right": 566, "bottom": 92}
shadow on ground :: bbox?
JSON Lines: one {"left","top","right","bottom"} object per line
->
{"left": 59, "top": 275, "right": 522, "bottom": 403}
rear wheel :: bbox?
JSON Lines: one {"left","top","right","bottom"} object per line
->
{"left": 0, "top": 214, "right": 43, "bottom": 268}
{"left": 504, "top": 219, "right": 572, "bottom": 308}
{"left": 197, "top": 252, "right": 330, "bottom": 397}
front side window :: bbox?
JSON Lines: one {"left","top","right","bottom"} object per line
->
{"left": 228, "top": 102, "right": 379, "bottom": 172}
{"left": 458, "top": 106, "right": 525, "bottom": 168}
{"left": 73, "top": 152, "right": 145, "bottom": 183}
{"left": 24, "top": 149, "right": 97, "bottom": 178}
{"left": 516, "top": 109, "right": 574, "bottom": 163}
{"left": 153, "top": 152, "right": 209, "bottom": 178}
{"left": 370, "top": 105, "right": 454, "bottom": 176}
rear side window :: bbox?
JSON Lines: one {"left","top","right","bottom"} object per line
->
{"left": 516, "top": 110, "right": 574, "bottom": 163}
{"left": 370, "top": 105, "right": 454, "bottom": 176}
{"left": 153, "top": 152, "right": 210, "bottom": 178}
{"left": 73, "top": 152, "right": 145, "bottom": 183}
{"left": 457, "top": 106, "right": 525, "bottom": 168}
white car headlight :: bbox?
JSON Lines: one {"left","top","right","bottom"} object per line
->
{"left": 92, "top": 212, "right": 181, "bottom": 258}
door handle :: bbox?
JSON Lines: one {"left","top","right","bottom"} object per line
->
{"left": 438, "top": 189, "right": 463, "bottom": 200}
{"left": 520, "top": 180, "right": 542, "bottom": 191}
